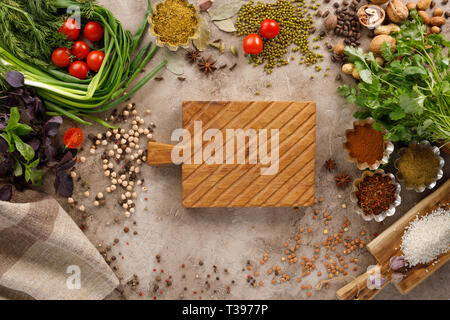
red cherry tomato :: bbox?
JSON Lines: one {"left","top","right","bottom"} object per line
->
{"left": 59, "top": 18, "right": 80, "bottom": 41}
{"left": 69, "top": 61, "right": 89, "bottom": 80}
{"left": 243, "top": 34, "right": 263, "bottom": 55}
{"left": 51, "top": 48, "right": 71, "bottom": 68}
{"left": 84, "top": 21, "right": 104, "bottom": 42}
{"left": 72, "top": 41, "right": 90, "bottom": 60}
{"left": 86, "top": 51, "right": 105, "bottom": 72}
{"left": 260, "top": 19, "right": 280, "bottom": 39}
{"left": 63, "top": 128, "right": 84, "bottom": 149}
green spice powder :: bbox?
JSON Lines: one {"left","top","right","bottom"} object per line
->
{"left": 152, "top": 0, "right": 198, "bottom": 46}
{"left": 236, "top": 0, "right": 323, "bottom": 74}
{"left": 397, "top": 145, "right": 439, "bottom": 187}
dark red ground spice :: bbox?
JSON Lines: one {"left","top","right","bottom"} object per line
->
{"left": 355, "top": 173, "right": 396, "bottom": 216}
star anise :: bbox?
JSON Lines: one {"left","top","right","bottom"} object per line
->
{"left": 186, "top": 49, "right": 201, "bottom": 64}
{"left": 324, "top": 158, "right": 336, "bottom": 171}
{"left": 334, "top": 172, "right": 352, "bottom": 188}
{"left": 197, "top": 56, "right": 217, "bottom": 75}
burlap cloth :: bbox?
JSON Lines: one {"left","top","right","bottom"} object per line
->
{"left": 0, "top": 192, "right": 119, "bottom": 300}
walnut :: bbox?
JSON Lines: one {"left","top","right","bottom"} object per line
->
{"left": 369, "top": 0, "right": 389, "bottom": 4}
{"left": 324, "top": 14, "right": 338, "bottom": 31}
{"left": 386, "top": 0, "right": 409, "bottom": 23}
{"left": 370, "top": 35, "right": 396, "bottom": 55}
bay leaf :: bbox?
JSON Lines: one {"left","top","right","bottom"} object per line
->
{"left": 213, "top": 18, "right": 236, "bottom": 33}
{"left": 208, "top": 1, "right": 243, "bottom": 21}
{"left": 163, "top": 48, "right": 184, "bottom": 75}
{"left": 193, "top": 17, "right": 210, "bottom": 51}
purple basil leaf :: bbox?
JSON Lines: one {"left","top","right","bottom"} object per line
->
{"left": 45, "top": 116, "right": 63, "bottom": 137}
{"left": 28, "top": 138, "right": 41, "bottom": 151}
{"left": 58, "top": 159, "right": 76, "bottom": 171}
{"left": 58, "top": 150, "right": 74, "bottom": 166}
{"left": 54, "top": 171, "right": 73, "bottom": 197}
{"left": 5, "top": 71, "right": 24, "bottom": 88}
{"left": 0, "top": 136, "right": 8, "bottom": 153}
{"left": 0, "top": 154, "right": 12, "bottom": 178}
{"left": 0, "top": 114, "right": 9, "bottom": 130}
{"left": 0, "top": 184, "right": 12, "bottom": 201}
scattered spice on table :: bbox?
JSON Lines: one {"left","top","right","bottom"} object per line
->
{"left": 355, "top": 173, "right": 396, "bottom": 216}
{"left": 324, "top": 158, "right": 336, "bottom": 171}
{"left": 186, "top": 49, "right": 201, "bottom": 64}
{"left": 197, "top": 56, "right": 217, "bottom": 75}
{"left": 396, "top": 144, "right": 440, "bottom": 188}
{"left": 345, "top": 123, "right": 384, "bottom": 165}
{"left": 334, "top": 172, "right": 352, "bottom": 188}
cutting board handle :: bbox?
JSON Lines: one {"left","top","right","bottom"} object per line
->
{"left": 147, "top": 141, "right": 180, "bottom": 165}
{"left": 336, "top": 264, "right": 391, "bottom": 300}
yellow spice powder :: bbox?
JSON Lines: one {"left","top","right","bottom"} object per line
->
{"left": 152, "top": 0, "right": 199, "bottom": 46}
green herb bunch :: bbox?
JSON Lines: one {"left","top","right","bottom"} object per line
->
{"left": 1, "top": 107, "right": 43, "bottom": 186}
{"left": 0, "top": 0, "right": 166, "bottom": 128}
{"left": 338, "top": 10, "right": 450, "bottom": 144}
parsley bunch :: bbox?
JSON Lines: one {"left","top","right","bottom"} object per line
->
{"left": 338, "top": 10, "right": 450, "bottom": 144}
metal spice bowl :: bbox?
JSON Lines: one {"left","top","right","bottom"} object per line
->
{"left": 343, "top": 118, "right": 394, "bottom": 171}
{"left": 394, "top": 140, "right": 445, "bottom": 193}
{"left": 149, "top": 0, "right": 201, "bottom": 51}
{"left": 350, "top": 169, "right": 402, "bottom": 222}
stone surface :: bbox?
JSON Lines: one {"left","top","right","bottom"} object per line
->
{"left": 15, "top": 0, "right": 450, "bottom": 300}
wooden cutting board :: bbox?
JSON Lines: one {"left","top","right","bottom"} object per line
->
{"left": 148, "top": 101, "right": 316, "bottom": 208}
{"left": 336, "top": 179, "right": 450, "bottom": 300}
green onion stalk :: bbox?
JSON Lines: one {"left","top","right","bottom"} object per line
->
{"left": 0, "top": 0, "right": 166, "bottom": 128}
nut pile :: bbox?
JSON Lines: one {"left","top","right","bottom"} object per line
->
{"left": 325, "top": 0, "right": 363, "bottom": 47}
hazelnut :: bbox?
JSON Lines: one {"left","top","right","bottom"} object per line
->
{"left": 386, "top": 0, "right": 409, "bottom": 23}
{"left": 417, "top": 0, "right": 431, "bottom": 10}
{"left": 370, "top": 35, "right": 396, "bottom": 55}
{"left": 333, "top": 43, "right": 345, "bottom": 55}
{"left": 418, "top": 10, "right": 431, "bottom": 24}
{"left": 431, "top": 26, "right": 441, "bottom": 33}
{"left": 433, "top": 8, "right": 444, "bottom": 17}
{"left": 431, "top": 16, "right": 446, "bottom": 26}
{"left": 406, "top": 2, "right": 416, "bottom": 10}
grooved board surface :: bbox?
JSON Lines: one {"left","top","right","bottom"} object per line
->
{"left": 181, "top": 101, "right": 316, "bottom": 208}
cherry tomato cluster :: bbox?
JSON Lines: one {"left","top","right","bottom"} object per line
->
{"left": 243, "top": 19, "right": 280, "bottom": 55}
{"left": 51, "top": 18, "right": 105, "bottom": 80}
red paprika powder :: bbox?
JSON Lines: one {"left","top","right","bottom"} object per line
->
{"left": 345, "top": 124, "right": 384, "bottom": 165}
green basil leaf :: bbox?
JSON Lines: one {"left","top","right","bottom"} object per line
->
{"left": 12, "top": 123, "right": 32, "bottom": 136}
{"left": 5, "top": 107, "right": 20, "bottom": 131}
{"left": 13, "top": 158, "right": 23, "bottom": 177}
{"left": 13, "top": 135, "right": 35, "bottom": 162}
